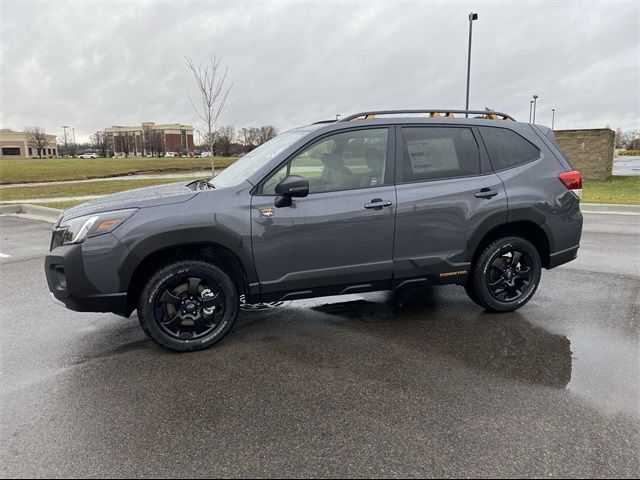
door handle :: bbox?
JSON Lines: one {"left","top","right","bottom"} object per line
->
{"left": 364, "top": 199, "right": 393, "bottom": 209}
{"left": 475, "top": 188, "right": 499, "bottom": 199}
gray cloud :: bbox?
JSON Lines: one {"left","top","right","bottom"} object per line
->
{"left": 1, "top": 0, "right": 638, "bottom": 143}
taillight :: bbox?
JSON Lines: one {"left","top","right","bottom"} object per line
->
{"left": 559, "top": 170, "right": 582, "bottom": 198}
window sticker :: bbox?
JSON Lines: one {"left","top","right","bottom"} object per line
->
{"left": 406, "top": 137, "right": 459, "bottom": 174}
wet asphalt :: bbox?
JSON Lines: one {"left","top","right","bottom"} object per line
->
{"left": 0, "top": 212, "right": 638, "bottom": 478}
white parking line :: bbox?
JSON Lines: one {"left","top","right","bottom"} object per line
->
{"left": 0, "top": 253, "right": 10, "bottom": 258}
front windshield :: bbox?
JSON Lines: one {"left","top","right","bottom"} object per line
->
{"left": 211, "top": 129, "right": 312, "bottom": 188}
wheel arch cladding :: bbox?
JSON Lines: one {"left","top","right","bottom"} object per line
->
{"left": 469, "top": 220, "right": 551, "bottom": 269}
{"left": 125, "top": 241, "right": 249, "bottom": 315}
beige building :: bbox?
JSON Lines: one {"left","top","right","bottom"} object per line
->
{"left": 105, "top": 122, "right": 195, "bottom": 156}
{"left": 0, "top": 129, "right": 58, "bottom": 159}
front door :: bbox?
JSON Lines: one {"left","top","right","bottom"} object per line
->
{"left": 251, "top": 127, "right": 396, "bottom": 299}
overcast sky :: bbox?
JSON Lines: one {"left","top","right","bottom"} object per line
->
{"left": 1, "top": 0, "right": 639, "bottom": 143}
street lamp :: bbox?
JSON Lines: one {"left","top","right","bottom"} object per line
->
{"left": 62, "top": 126, "right": 69, "bottom": 147}
{"left": 336, "top": 114, "right": 341, "bottom": 121}
{"left": 529, "top": 101, "right": 534, "bottom": 123}
{"left": 465, "top": 12, "right": 478, "bottom": 117}
{"left": 532, "top": 95, "right": 539, "bottom": 124}
{"left": 552, "top": 108, "right": 556, "bottom": 130}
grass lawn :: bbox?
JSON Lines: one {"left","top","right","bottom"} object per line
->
{"left": 30, "top": 201, "right": 85, "bottom": 210}
{"left": 0, "top": 157, "right": 237, "bottom": 184}
{"left": 582, "top": 176, "right": 639, "bottom": 205}
{"left": 0, "top": 176, "right": 201, "bottom": 202}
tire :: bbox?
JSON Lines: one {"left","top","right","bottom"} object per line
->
{"left": 464, "top": 277, "right": 484, "bottom": 307}
{"left": 466, "top": 236, "right": 542, "bottom": 312}
{"left": 137, "top": 260, "right": 239, "bottom": 351}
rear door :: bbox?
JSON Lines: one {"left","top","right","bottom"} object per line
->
{"left": 393, "top": 125, "right": 508, "bottom": 284}
{"left": 251, "top": 127, "right": 397, "bottom": 299}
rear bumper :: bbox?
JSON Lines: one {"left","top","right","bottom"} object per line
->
{"left": 548, "top": 244, "right": 580, "bottom": 269}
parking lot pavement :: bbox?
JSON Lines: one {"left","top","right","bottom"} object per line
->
{"left": 0, "top": 213, "right": 638, "bottom": 478}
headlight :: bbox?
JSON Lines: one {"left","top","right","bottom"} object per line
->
{"left": 58, "top": 209, "right": 137, "bottom": 246}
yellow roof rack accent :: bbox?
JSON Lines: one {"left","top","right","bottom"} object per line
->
{"left": 429, "top": 112, "right": 442, "bottom": 118}
{"left": 444, "top": 112, "right": 455, "bottom": 118}
{"left": 364, "top": 114, "right": 376, "bottom": 120}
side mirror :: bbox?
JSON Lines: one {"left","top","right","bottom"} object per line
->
{"left": 274, "top": 175, "right": 309, "bottom": 208}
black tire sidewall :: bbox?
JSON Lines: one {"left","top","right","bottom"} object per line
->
{"left": 473, "top": 237, "right": 541, "bottom": 312}
{"left": 138, "top": 261, "right": 239, "bottom": 351}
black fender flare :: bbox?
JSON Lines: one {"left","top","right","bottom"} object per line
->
{"left": 117, "top": 225, "right": 258, "bottom": 291}
{"left": 466, "top": 207, "right": 555, "bottom": 262}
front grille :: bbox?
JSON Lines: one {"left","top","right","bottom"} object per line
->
{"left": 50, "top": 228, "right": 68, "bottom": 251}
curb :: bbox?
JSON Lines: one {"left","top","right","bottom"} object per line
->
{"left": 580, "top": 203, "right": 640, "bottom": 215}
{"left": 0, "top": 204, "right": 62, "bottom": 223}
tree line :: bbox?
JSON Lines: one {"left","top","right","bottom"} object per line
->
{"left": 615, "top": 128, "right": 640, "bottom": 151}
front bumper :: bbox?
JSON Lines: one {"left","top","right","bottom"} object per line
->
{"left": 44, "top": 234, "right": 131, "bottom": 317}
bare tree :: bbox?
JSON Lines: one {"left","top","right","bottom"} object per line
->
{"left": 25, "top": 127, "right": 48, "bottom": 158}
{"left": 186, "top": 56, "right": 232, "bottom": 174}
{"left": 256, "top": 125, "right": 278, "bottom": 145}
{"left": 142, "top": 125, "right": 164, "bottom": 156}
{"left": 92, "top": 131, "right": 109, "bottom": 157}
{"left": 202, "top": 132, "right": 217, "bottom": 156}
{"left": 239, "top": 127, "right": 258, "bottom": 152}
{"left": 216, "top": 126, "right": 235, "bottom": 157}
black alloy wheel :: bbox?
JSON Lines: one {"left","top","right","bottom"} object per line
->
{"left": 485, "top": 249, "right": 534, "bottom": 302}
{"left": 138, "top": 260, "right": 239, "bottom": 351}
{"left": 155, "top": 276, "right": 225, "bottom": 340}
{"left": 466, "top": 236, "right": 542, "bottom": 312}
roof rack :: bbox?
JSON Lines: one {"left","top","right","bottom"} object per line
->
{"left": 339, "top": 109, "right": 515, "bottom": 122}
{"left": 312, "top": 119, "right": 338, "bottom": 125}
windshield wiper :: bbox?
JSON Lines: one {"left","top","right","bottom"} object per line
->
{"left": 186, "top": 179, "right": 214, "bottom": 191}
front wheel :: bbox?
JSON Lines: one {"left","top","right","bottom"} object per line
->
{"left": 466, "top": 236, "right": 542, "bottom": 312}
{"left": 138, "top": 260, "right": 239, "bottom": 351}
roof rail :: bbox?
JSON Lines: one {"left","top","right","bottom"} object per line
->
{"left": 339, "top": 109, "right": 516, "bottom": 122}
{"left": 312, "top": 119, "right": 338, "bottom": 125}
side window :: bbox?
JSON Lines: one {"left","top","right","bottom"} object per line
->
{"left": 263, "top": 128, "right": 388, "bottom": 194}
{"left": 400, "top": 127, "right": 480, "bottom": 182}
{"left": 262, "top": 164, "right": 288, "bottom": 194}
{"left": 479, "top": 127, "right": 540, "bottom": 171}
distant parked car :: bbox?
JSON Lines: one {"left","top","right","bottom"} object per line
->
{"left": 165, "top": 152, "right": 178, "bottom": 158}
{"left": 200, "top": 151, "right": 212, "bottom": 157}
{"left": 78, "top": 153, "right": 98, "bottom": 159}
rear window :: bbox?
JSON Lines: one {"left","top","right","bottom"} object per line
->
{"left": 400, "top": 127, "right": 480, "bottom": 182}
{"left": 479, "top": 127, "right": 540, "bottom": 171}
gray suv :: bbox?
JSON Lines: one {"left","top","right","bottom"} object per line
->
{"left": 45, "top": 110, "right": 583, "bottom": 351}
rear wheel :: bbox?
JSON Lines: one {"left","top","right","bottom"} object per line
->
{"left": 138, "top": 260, "right": 239, "bottom": 351}
{"left": 466, "top": 236, "right": 541, "bottom": 312}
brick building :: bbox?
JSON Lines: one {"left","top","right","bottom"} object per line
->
{"left": 105, "top": 122, "right": 194, "bottom": 156}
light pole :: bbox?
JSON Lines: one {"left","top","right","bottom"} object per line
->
{"left": 532, "top": 95, "right": 539, "bottom": 124}
{"left": 465, "top": 12, "right": 478, "bottom": 117}
{"left": 551, "top": 108, "right": 556, "bottom": 130}
{"left": 62, "top": 126, "right": 69, "bottom": 147}
{"left": 529, "top": 101, "right": 534, "bottom": 123}
{"left": 335, "top": 114, "right": 341, "bottom": 121}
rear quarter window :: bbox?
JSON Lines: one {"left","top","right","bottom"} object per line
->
{"left": 479, "top": 127, "right": 540, "bottom": 171}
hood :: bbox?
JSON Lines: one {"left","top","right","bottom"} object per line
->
{"left": 60, "top": 181, "right": 199, "bottom": 221}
